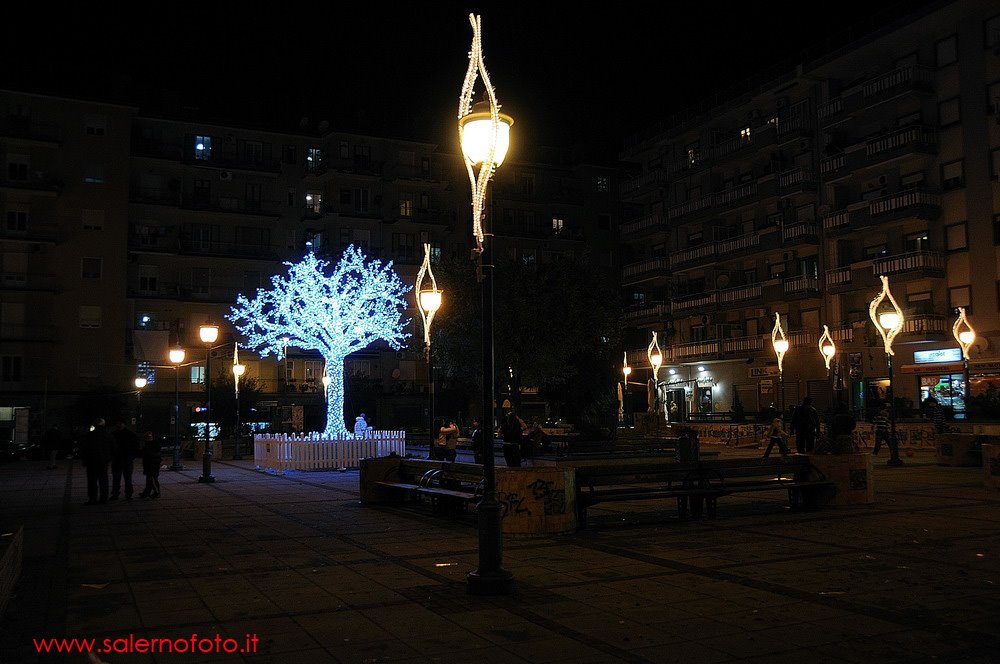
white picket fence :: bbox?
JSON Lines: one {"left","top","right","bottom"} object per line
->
{"left": 254, "top": 431, "right": 406, "bottom": 472}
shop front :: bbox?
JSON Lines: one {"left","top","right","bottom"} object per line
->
{"left": 900, "top": 348, "right": 966, "bottom": 419}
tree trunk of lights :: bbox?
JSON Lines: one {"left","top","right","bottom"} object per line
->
{"left": 467, "top": 224, "right": 514, "bottom": 596}
{"left": 887, "top": 353, "right": 903, "bottom": 466}
{"left": 171, "top": 367, "right": 182, "bottom": 470}
{"left": 199, "top": 350, "right": 215, "bottom": 483}
{"left": 324, "top": 357, "right": 348, "bottom": 438}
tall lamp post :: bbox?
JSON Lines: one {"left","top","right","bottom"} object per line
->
{"left": 169, "top": 346, "right": 185, "bottom": 470}
{"left": 416, "top": 243, "right": 443, "bottom": 451}
{"left": 771, "top": 313, "right": 789, "bottom": 414}
{"left": 953, "top": 307, "right": 975, "bottom": 418}
{"left": 232, "top": 345, "right": 246, "bottom": 461}
{"left": 460, "top": 12, "right": 515, "bottom": 596}
{"left": 869, "top": 275, "right": 904, "bottom": 467}
{"left": 133, "top": 376, "right": 147, "bottom": 434}
{"left": 819, "top": 325, "right": 837, "bottom": 405}
{"left": 198, "top": 321, "right": 220, "bottom": 483}
{"left": 621, "top": 352, "right": 632, "bottom": 422}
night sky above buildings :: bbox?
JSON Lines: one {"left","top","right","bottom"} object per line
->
{"left": 5, "top": 1, "right": 942, "bottom": 162}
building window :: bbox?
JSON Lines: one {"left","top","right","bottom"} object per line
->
{"left": 949, "top": 285, "right": 971, "bottom": 314}
{"left": 137, "top": 361, "right": 156, "bottom": 385}
{"left": 245, "top": 141, "right": 263, "bottom": 163}
{"left": 6, "top": 209, "right": 27, "bottom": 232}
{"left": 768, "top": 262, "right": 786, "bottom": 279}
{"left": 81, "top": 257, "right": 102, "bottom": 279}
{"left": 936, "top": 35, "right": 958, "bottom": 66}
{"left": 339, "top": 141, "right": 349, "bottom": 159}
{"left": 419, "top": 193, "right": 430, "bottom": 211}
{"left": 191, "top": 365, "right": 205, "bottom": 384}
{"left": 989, "top": 81, "right": 1000, "bottom": 114}
{"left": 306, "top": 147, "right": 322, "bottom": 171}
{"left": 687, "top": 231, "right": 703, "bottom": 246}
{"left": 651, "top": 242, "right": 666, "bottom": 258}
{"left": 81, "top": 209, "right": 104, "bottom": 231}
{"left": 1, "top": 356, "right": 22, "bottom": 382}
{"left": 138, "top": 265, "right": 158, "bottom": 294}
{"left": 517, "top": 174, "right": 535, "bottom": 195}
{"left": 399, "top": 197, "right": 413, "bottom": 217}
{"left": 7, "top": 155, "right": 28, "bottom": 181}
{"left": 991, "top": 148, "right": 1000, "bottom": 180}
{"left": 391, "top": 233, "right": 414, "bottom": 261}
{"left": 305, "top": 192, "right": 322, "bottom": 214}
{"left": 941, "top": 160, "right": 964, "bottom": 190}
{"left": 354, "top": 144, "right": 371, "bottom": 167}
{"left": 83, "top": 164, "right": 105, "bottom": 184}
{"left": 84, "top": 115, "right": 107, "bottom": 136}
{"left": 986, "top": 14, "right": 1000, "bottom": 49}
{"left": 282, "top": 145, "right": 296, "bottom": 164}
{"left": 938, "top": 97, "right": 961, "bottom": 127}
{"left": 421, "top": 157, "right": 430, "bottom": 174}
{"left": 194, "top": 135, "right": 212, "bottom": 160}
{"left": 946, "top": 223, "right": 968, "bottom": 251}
{"left": 740, "top": 126, "right": 751, "bottom": 142}
{"left": 354, "top": 188, "right": 370, "bottom": 213}
{"left": 193, "top": 179, "right": 211, "bottom": 205}
{"left": 552, "top": 217, "right": 564, "bottom": 233}
{"left": 598, "top": 214, "right": 610, "bottom": 230}
{"left": 79, "top": 305, "right": 102, "bottom": 328}
{"left": 596, "top": 176, "right": 609, "bottom": 192}
{"left": 905, "top": 232, "right": 930, "bottom": 252}
{"left": 398, "top": 150, "right": 415, "bottom": 166}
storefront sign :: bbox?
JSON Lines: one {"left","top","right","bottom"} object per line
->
{"left": 697, "top": 376, "right": 714, "bottom": 387}
{"left": 901, "top": 362, "right": 964, "bottom": 375}
{"left": 759, "top": 379, "right": 774, "bottom": 394}
{"left": 749, "top": 366, "right": 779, "bottom": 377}
{"left": 970, "top": 360, "right": 1000, "bottom": 372}
{"left": 914, "top": 348, "right": 962, "bottom": 364}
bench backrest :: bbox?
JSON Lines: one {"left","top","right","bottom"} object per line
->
{"left": 398, "top": 458, "right": 484, "bottom": 484}
{"left": 577, "top": 457, "right": 815, "bottom": 486}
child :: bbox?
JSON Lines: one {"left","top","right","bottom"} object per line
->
{"left": 763, "top": 417, "right": 790, "bottom": 459}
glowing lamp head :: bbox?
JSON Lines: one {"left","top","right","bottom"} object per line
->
{"left": 879, "top": 312, "right": 900, "bottom": 331}
{"left": 134, "top": 376, "right": 147, "bottom": 389}
{"left": 459, "top": 104, "right": 513, "bottom": 167}
{"left": 195, "top": 142, "right": 205, "bottom": 151}
{"left": 169, "top": 347, "right": 186, "bottom": 364}
{"left": 697, "top": 366, "right": 706, "bottom": 373}
{"left": 321, "top": 375, "right": 331, "bottom": 388}
{"left": 650, "top": 352, "right": 662, "bottom": 369}
{"left": 668, "top": 368, "right": 676, "bottom": 375}
{"left": 822, "top": 343, "right": 836, "bottom": 357}
{"left": 623, "top": 365, "right": 632, "bottom": 378}
{"left": 199, "top": 322, "right": 220, "bottom": 344}
{"left": 419, "top": 289, "right": 442, "bottom": 314}
{"left": 232, "top": 363, "right": 246, "bottom": 378}
{"left": 773, "top": 339, "right": 789, "bottom": 354}
{"left": 959, "top": 330, "right": 975, "bottom": 345}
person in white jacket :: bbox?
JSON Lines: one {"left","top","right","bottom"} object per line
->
{"left": 353, "top": 413, "right": 370, "bottom": 436}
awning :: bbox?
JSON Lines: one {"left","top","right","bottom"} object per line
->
{"left": 899, "top": 362, "right": 964, "bottom": 374}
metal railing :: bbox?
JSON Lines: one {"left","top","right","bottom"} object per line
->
{"left": 673, "top": 340, "right": 721, "bottom": 359}
{"left": 872, "top": 250, "right": 944, "bottom": 275}
{"left": 669, "top": 243, "right": 716, "bottom": 267}
{"left": 718, "top": 283, "right": 761, "bottom": 304}
{"left": 671, "top": 292, "right": 718, "bottom": 313}
{"left": 714, "top": 182, "right": 757, "bottom": 207}
{"left": 619, "top": 213, "right": 665, "bottom": 236}
{"left": 783, "top": 276, "right": 820, "bottom": 294}
{"left": 623, "top": 304, "right": 669, "bottom": 321}
{"left": 716, "top": 232, "right": 759, "bottom": 255}
{"left": 781, "top": 223, "right": 817, "bottom": 242}
{"left": 866, "top": 125, "right": 936, "bottom": 158}
{"left": 831, "top": 327, "right": 854, "bottom": 343}
{"left": 820, "top": 154, "right": 846, "bottom": 175}
{"left": 722, "top": 336, "right": 763, "bottom": 353}
{"left": 826, "top": 267, "right": 852, "bottom": 287}
{"left": 622, "top": 258, "right": 669, "bottom": 282}
{"left": 667, "top": 196, "right": 712, "bottom": 219}
{"left": 869, "top": 190, "right": 939, "bottom": 217}
{"left": 861, "top": 65, "right": 932, "bottom": 99}
{"left": 778, "top": 167, "right": 812, "bottom": 188}
{"left": 902, "top": 315, "right": 946, "bottom": 336}
{"left": 822, "top": 211, "right": 851, "bottom": 231}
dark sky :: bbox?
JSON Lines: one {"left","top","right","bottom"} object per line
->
{"left": 3, "top": 1, "right": 943, "bottom": 162}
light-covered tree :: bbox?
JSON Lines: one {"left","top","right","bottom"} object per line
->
{"left": 228, "top": 247, "right": 410, "bottom": 437}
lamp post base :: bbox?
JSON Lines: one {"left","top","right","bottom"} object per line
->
{"left": 886, "top": 457, "right": 904, "bottom": 467}
{"left": 170, "top": 464, "right": 184, "bottom": 471}
{"left": 197, "top": 475, "right": 216, "bottom": 483}
{"left": 467, "top": 568, "right": 515, "bottom": 596}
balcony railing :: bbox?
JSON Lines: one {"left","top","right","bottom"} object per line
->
{"left": 901, "top": 314, "right": 946, "bottom": 336}
{"left": 783, "top": 276, "right": 820, "bottom": 295}
{"left": 817, "top": 98, "right": 844, "bottom": 120}
{"left": 626, "top": 348, "right": 649, "bottom": 366}
{"left": 714, "top": 182, "right": 757, "bottom": 208}
{"left": 861, "top": 65, "right": 933, "bottom": 99}
{"left": 819, "top": 154, "right": 846, "bottom": 175}
{"left": 673, "top": 340, "right": 721, "bottom": 359}
{"left": 710, "top": 134, "right": 753, "bottom": 161}
{"left": 722, "top": 336, "right": 763, "bottom": 354}
{"left": 620, "top": 171, "right": 665, "bottom": 195}
{"left": 822, "top": 211, "right": 851, "bottom": 231}
{"left": 619, "top": 214, "right": 666, "bottom": 236}
{"left": 621, "top": 257, "right": 669, "bottom": 282}
{"left": 872, "top": 250, "right": 944, "bottom": 276}
{"left": 623, "top": 304, "right": 669, "bottom": 322}
{"left": 667, "top": 196, "right": 712, "bottom": 220}
{"left": 826, "top": 267, "right": 852, "bottom": 288}
{"left": 0, "top": 224, "right": 59, "bottom": 243}
{"left": 0, "top": 324, "right": 54, "bottom": 341}
{"left": 869, "top": 190, "right": 939, "bottom": 217}
{"left": 831, "top": 327, "right": 854, "bottom": 343}
{"left": 781, "top": 223, "right": 817, "bottom": 243}
{"left": 671, "top": 292, "right": 718, "bottom": 313}
{"left": 716, "top": 232, "right": 759, "bottom": 255}
{"left": 669, "top": 243, "right": 715, "bottom": 268}
{"left": 866, "top": 126, "right": 936, "bottom": 159}
{"left": 777, "top": 167, "right": 813, "bottom": 189}
{"left": 788, "top": 330, "right": 818, "bottom": 347}
{"left": 718, "top": 283, "right": 761, "bottom": 304}
{"left": 0, "top": 272, "right": 58, "bottom": 290}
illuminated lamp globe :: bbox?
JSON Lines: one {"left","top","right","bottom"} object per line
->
{"left": 199, "top": 322, "right": 220, "bottom": 344}
{"left": 959, "top": 330, "right": 975, "bottom": 345}
{"left": 169, "top": 347, "right": 186, "bottom": 364}
{"left": 459, "top": 102, "right": 513, "bottom": 167}
{"left": 878, "top": 312, "right": 900, "bottom": 331}
{"left": 650, "top": 352, "right": 663, "bottom": 370}
{"left": 697, "top": 366, "right": 706, "bottom": 372}
{"left": 822, "top": 343, "right": 836, "bottom": 358}
{"left": 134, "top": 377, "right": 148, "bottom": 389}
{"left": 622, "top": 365, "right": 632, "bottom": 378}
{"left": 773, "top": 339, "right": 789, "bottom": 354}
{"left": 232, "top": 364, "right": 246, "bottom": 378}
{"left": 419, "top": 289, "right": 442, "bottom": 314}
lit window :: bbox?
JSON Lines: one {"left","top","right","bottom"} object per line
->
{"left": 596, "top": 176, "right": 609, "bottom": 192}
{"left": 306, "top": 147, "right": 322, "bottom": 171}
{"left": 552, "top": 218, "right": 564, "bottom": 233}
{"left": 83, "top": 164, "right": 105, "bottom": 184}
{"left": 399, "top": 198, "right": 413, "bottom": 217}
{"left": 305, "top": 192, "right": 322, "bottom": 214}
{"left": 740, "top": 126, "right": 751, "bottom": 141}
{"left": 137, "top": 313, "right": 154, "bottom": 329}
{"left": 194, "top": 136, "right": 212, "bottom": 160}
{"left": 137, "top": 361, "right": 156, "bottom": 384}
{"left": 191, "top": 365, "right": 205, "bottom": 384}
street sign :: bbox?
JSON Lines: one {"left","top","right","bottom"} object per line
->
{"left": 749, "top": 366, "right": 779, "bottom": 377}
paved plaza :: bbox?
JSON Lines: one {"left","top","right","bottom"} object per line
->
{"left": 0, "top": 448, "right": 998, "bottom": 663}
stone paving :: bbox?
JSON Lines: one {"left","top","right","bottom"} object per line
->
{"left": 0, "top": 448, "right": 998, "bottom": 663}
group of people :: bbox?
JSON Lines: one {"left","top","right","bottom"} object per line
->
{"left": 78, "top": 418, "right": 163, "bottom": 505}
{"left": 762, "top": 397, "right": 822, "bottom": 458}
{"left": 425, "top": 401, "right": 549, "bottom": 467}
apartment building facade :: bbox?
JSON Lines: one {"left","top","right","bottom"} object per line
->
{"left": 620, "top": 0, "right": 1000, "bottom": 420}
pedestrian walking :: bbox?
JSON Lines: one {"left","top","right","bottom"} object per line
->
{"left": 791, "top": 396, "right": 820, "bottom": 454}
{"left": 762, "top": 417, "right": 790, "bottom": 459}
{"left": 81, "top": 418, "right": 114, "bottom": 505}
{"left": 500, "top": 400, "right": 527, "bottom": 467}
{"left": 872, "top": 406, "right": 890, "bottom": 456}
{"left": 139, "top": 431, "right": 161, "bottom": 499}
{"left": 110, "top": 421, "right": 139, "bottom": 501}
{"left": 470, "top": 419, "right": 485, "bottom": 465}
{"left": 43, "top": 424, "right": 62, "bottom": 470}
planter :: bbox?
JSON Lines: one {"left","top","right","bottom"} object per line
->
{"left": 807, "top": 452, "right": 874, "bottom": 506}
{"left": 984, "top": 444, "right": 1000, "bottom": 502}
{"left": 935, "top": 433, "right": 980, "bottom": 467}
{"left": 496, "top": 465, "right": 577, "bottom": 536}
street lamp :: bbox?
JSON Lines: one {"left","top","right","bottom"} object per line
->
{"left": 133, "top": 376, "right": 147, "bottom": 434}
{"left": 416, "top": 242, "right": 443, "bottom": 450}
{"left": 869, "top": 275, "right": 904, "bottom": 467}
{"left": 771, "top": 313, "right": 789, "bottom": 414}
{"left": 819, "top": 324, "right": 838, "bottom": 406}
{"left": 168, "top": 346, "right": 185, "bottom": 470}
{"left": 621, "top": 352, "right": 632, "bottom": 422}
{"left": 953, "top": 307, "right": 975, "bottom": 419}
{"left": 198, "top": 321, "right": 219, "bottom": 482}
{"left": 232, "top": 345, "right": 246, "bottom": 461}
{"left": 460, "top": 13, "right": 515, "bottom": 597}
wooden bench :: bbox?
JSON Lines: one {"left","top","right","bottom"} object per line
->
{"left": 375, "top": 458, "right": 485, "bottom": 514}
{"left": 575, "top": 456, "right": 833, "bottom": 528}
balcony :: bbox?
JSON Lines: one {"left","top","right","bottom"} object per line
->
{"left": 826, "top": 267, "right": 853, "bottom": 292}
{"left": 0, "top": 175, "right": 62, "bottom": 196}
{"left": 718, "top": 283, "right": 761, "bottom": 304}
{"left": 0, "top": 324, "right": 54, "bottom": 342}
{"left": 0, "top": 223, "right": 59, "bottom": 244}
{"left": 900, "top": 314, "right": 946, "bottom": 338}
{"left": 872, "top": 250, "right": 944, "bottom": 279}
{"left": 177, "top": 239, "right": 279, "bottom": 261}
{"left": 819, "top": 153, "right": 847, "bottom": 178}
{"left": 714, "top": 182, "right": 757, "bottom": 210}
{"left": 820, "top": 65, "right": 934, "bottom": 124}
{"left": 669, "top": 243, "right": 716, "bottom": 268}
{"left": 788, "top": 330, "right": 818, "bottom": 347}
{"left": 626, "top": 348, "right": 650, "bottom": 367}
{"left": 673, "top": 339, "right": 721, "bottom": 361}
{"left": 824, "top": 191, "right": 941, "bottom": 234}
{"left": 781, "top": 223, "right": 818, "bottom": 244}
{"left": 775, "top": 110, "right": 812, "bottom": 142}
{"left": 0, "top": 272, "right": 58, "bottom": 291}
{"left": 671, "top": 292, "right": 717, "bottom": 314}
{"left": 822, "top": 210, "right": 851, "bottom": 232}
{"left": 667, "top": 196, "right": 712, "bottom": 220}
{"left": 783, "top": 276, "right": 820, "bottom": 297}
{"left": 623, "top": 303, "right": 669, "bottom": 325}
{"left": 0, "top": 117, "right": 62, "bottom": 145}
{"left": 865, "top": 125, "right": 936, "bottom": 165}
{"left": 619, "top": 213, "right": 666, "bottom": 237}
{"left": 710, "top": 133, "right": 754, "bottom": 162}
{"left": 716, "top": 232, "right": 759, "bottom": 256}
{"left": 777, "top": 167, "right": 816, "bottom": 193}
{"left": 620, "top": 171, "right": 665, "bottom": 196}
{"left": 831, "top": 327, "right": 854, "bottom": 344}
{"left": 722, "top": 336, "right": 763, "bottom": 354}
{"left": 621, "top": 257, "right": 669, "bottom": 284}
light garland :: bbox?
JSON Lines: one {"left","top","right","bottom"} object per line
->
{"left": 771, "top": 313, "right": 789, "bottom": 375}
{"left": 952, "top": 307, "right": 976, "bottom": 361}
{"left": 228, "top": 247, "right": 411, "bottom": 438}
{"left": 868, "top": 275, "right": 904, "bottom": 356}
{"left": 459, "top": 13, "right": 501, "bottom": 254}
{"left": 818, "top": 325, "right": 836, "bottom": 372}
